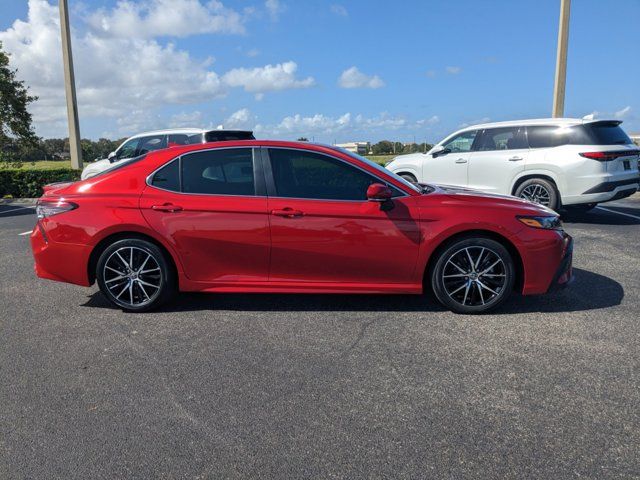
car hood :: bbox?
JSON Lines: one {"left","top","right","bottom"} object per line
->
{"left": 424, "top": 183, "right": 557, "bottom": 215}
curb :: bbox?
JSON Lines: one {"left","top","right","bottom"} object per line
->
{"left": 1, "top": 198, "right": 39, "bottom": 205}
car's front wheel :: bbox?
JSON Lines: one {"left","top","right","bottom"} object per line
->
{"left": 399, "top": 173, "right": 418, "bottom": 183}
{"left": 96, "top": 238, "right": 176, "bottom": 312}
{"left": 430, "top": 237, "right": 515, "bottom": 314}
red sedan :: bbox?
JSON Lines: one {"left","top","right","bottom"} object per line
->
{"left": 30, "top": 140, "right": 573, "bottom": 314}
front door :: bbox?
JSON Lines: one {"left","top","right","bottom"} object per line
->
{"left": 468, "top": 127, "right": 528, "bottom": 194}
{"left": 422, "top": 129, "right": 479, "bottom": 187}
{"left": 264, "top": 148, "right": 421, "bottom": 286}
{"left": 140, "top": 147, "right": 270, "bottom": 283}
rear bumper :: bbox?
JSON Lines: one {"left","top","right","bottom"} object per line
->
{"left": 30, "top": 222, "right": 92, "bottom": 286}
{"left": 563, "top": 177, "right": 639, "bottom": 205}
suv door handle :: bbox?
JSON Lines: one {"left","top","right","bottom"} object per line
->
{"left": 151, "top": 203, "right": 183, "bottom": 212}
{"left": 509, "top": 156, "right": 524, "bottom": 161}
{"left": 271, "top": 208, "right": 304, "bottom": 218}
{"left": 455, "top": 158, "right": 467, "bottom": 164}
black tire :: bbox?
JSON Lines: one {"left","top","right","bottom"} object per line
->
{"left": 96, "top": 238, "right": 176, "bottom": 312}
{"left": 566, "top": 203, "right": 597, "bottom": 212}
{"left": 399, "top": 173, "right": 418, "bottom": 183}
{"left": 515, "top": 178, "right": 560, "bottom": 211}
{"left": 430, "top": 237, "right": 515, "bottom": 314}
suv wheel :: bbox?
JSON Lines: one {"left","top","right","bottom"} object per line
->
{"left": 96, "top": 238, "right": 176, "bottom": 312}
{"left": 430, "top": 237, "right": 515, "bottom": 314}
{"left": 515, "top": 178, "right": 559, "bottom": 211}
{"left": 399, "top": 173, "right": 418, "bottom": 183}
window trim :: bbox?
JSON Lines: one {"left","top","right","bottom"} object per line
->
{"left": 441, "top": 129, "right": 479, "bottom": 154}
{"left": 145, "top": 146, "right": 266, "bottom": 197}
{"left": 261, "top": 146, "right": 408, "bottom": 202}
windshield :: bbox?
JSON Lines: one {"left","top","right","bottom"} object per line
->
{"left": 331, "top": 147, "right": 422, "bottom": 193}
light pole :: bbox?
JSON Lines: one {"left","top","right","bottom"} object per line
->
{"left": 552, "top": 0, "right": 571, "bottom": 118}
{"left": 59, "top": 0, "right": 83, "bottom": 169}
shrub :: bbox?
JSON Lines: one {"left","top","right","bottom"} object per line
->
{"left": 0, "top": 169, "right": 80, "bottom": 198}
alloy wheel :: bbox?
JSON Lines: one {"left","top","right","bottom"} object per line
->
{"left": 441, "top": 246, "right": 507, "bottom": 308}
{"left": 103, "top": 246, "right": 162, "bottom": 307}
{"left": 519, "top": 184, "right": 551, "bottom": 206}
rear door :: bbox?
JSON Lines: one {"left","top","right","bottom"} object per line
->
{"left": 264, "top": 147, "right": 421, "bottom": 286}
{"left": 140, "top": 147, "right": 270, "bottom": 283}
{"left": 468, "top": 127, "right": 527, "bottom": 194}
{"left": 422, "top": 130, "right": 478, "bottom": 187}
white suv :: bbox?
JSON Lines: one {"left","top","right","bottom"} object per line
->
{"left": 385, "top": 118, "right": 640, "bottom": 211}
{"left": 81, "top": 128, "right": 255, "bottom": 180}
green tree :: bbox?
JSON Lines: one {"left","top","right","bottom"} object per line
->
{"left": 372, "top": 140, "right": 393, "bottom": 155}
{"left": 0, "top": 41, "right": 38, "bottom": 165}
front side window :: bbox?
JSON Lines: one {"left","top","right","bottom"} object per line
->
{"left": 181, "top": 148, "right": 255, "bottom": 195}
{"left": 476, "top": 127, "right": 527, "bottom": 151}
{"left": 116, "top": 138, "right": 140, "bottom": 160}
{"left": 137, "top": 135, "right": 167, "bottom": 155}
{"left": 268, "top": 149, "right": 395, "bottom": 201}
{"left": 442, "top": 130, "right": 478, "bottom": 153}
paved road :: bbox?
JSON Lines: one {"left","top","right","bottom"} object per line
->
{"left": 1, "top": 197, "right": 639, "bottom": 479}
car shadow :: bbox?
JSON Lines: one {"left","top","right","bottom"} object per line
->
{"left": 561, "top": 205, "right": 640, "bottom": 226}
{"left": 82, "top": 267, "right": 623, "bottom": 315}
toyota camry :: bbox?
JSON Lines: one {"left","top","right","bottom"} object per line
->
{"left": 30, "top": 140, "right": 573, "bottom": 314}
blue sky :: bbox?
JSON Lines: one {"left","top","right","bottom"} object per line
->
{"left": 1, "top": 0, "right": 638, "bottom": 142}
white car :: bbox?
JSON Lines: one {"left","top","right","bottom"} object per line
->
{"left": 385, "top": 118, "right": 640, "bottom": 211}
{"left": 81, "top": 128, "right": 255, "bottom": 180}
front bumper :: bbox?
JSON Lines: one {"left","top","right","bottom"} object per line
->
{"left": 547, "top": 235, "right": 574, "bottom": 292}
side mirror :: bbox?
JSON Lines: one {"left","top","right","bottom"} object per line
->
{"left": 367, "top": 183, "right": 393, "bottom": 202}
{"left": 107, "top": 151, "right": 117, "bottom": 163}
{"left": 429, "top": 145, "right": 448, "bottom": 156}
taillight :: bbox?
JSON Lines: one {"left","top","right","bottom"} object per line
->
{"left": 579, "top": 150, "right": 640, "bottom": 161}
{"left": 36, "top": 199, "right": 78, "bottom": 219}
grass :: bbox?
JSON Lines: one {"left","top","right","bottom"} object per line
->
{"left": 363, "top": 154, "right": 396, "bottom": 165}
{"left": 1, "top": 160, "right": 74, "bottom": 170}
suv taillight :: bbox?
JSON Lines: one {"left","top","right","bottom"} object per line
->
{"left": 36, "top": 199, "right": 78, "bottom": 219}
{"left": 579, "top": 150, "right": 640, "bottom": 161}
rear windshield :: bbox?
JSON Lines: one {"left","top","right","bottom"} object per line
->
{"left": 583, "top": 123, "right": 633, "bottom": 145}
{"left": 204, "top": 131, "right": 255, "bottom": 142}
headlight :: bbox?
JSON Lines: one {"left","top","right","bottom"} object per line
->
{"left": 516, "top": 215, "right": 562, "bottom": 230}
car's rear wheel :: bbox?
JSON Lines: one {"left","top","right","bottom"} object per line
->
{"left": 430, "top": 237, "right": 515, "bottom": 314}
{"left": 96, "top": 238, "right": 176, "bottom": 312}
{"left": 399, "top": 173, "right": 418, "bottom": 183}
{"left": 515, "top": 178, "right": 559, "bottom": 211}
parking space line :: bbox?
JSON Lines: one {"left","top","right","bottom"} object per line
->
{"left": 19, "top": 230, "right": 33, "bottom": 236}
{"left": 596, "top": 206, "right": 640, "bottom": 221}
{"left": 0, "top": 206, "right": 35, "bottom": 216}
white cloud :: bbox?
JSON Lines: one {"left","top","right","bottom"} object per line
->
{"left": 0, "top": 0, "right": 315, "bottom": 137}
{"left": 169, "top": 111, "right": 204, "bottom": 128}
{"left": 614, "top": 106, "right": 632, "bottom": 119}
{"left": 87, "top": 0, "right": 246, "bottom": 38}
{"left": 330, "top": 4, "right": 348, "bottom": 16}
{"left": 222, "top": 62, "right": 315, "bottom": 99}
{"left": 265, "top": 0, "right": 284, "bottom": 21}
{"left": 445, "top": 66, "right": 462, "bottom": 74}
{"left": 584, "top": 106, "right": 632, "bottom": 121}
{"left": 246, "top": 48, "right": 260, "bottom": 57}
{"left": 224, "top": 108, "right": 256, "bottom": 129}
{"left": 338, "top": 67, "right": 385, "bottom": 89}
{"left": 425, "top": 70, "right": 436, "bottom": 78}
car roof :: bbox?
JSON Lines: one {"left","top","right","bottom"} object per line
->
{"left": 458, "top": 117, "right": 622, "bottom": 132}
{"left": 126, "top": 128, "right": 254, "bottom": 140}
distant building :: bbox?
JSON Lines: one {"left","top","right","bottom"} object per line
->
{"left": 630, "top": 133, "right": 640, "bottom": 146}
{"left": 335, "top": 142, "right": 370, "bottom": 155}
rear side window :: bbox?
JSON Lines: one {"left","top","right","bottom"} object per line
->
{"left": 167, "top": 134, "right": 190, "bottom": 147}
{"left": 475, "top": 127, "right": 527, "bottom": 151}
{"left": 582, "top": 123, "right": 633, "bottom": 145}
{"left": 526, "top": 126, "right": 568, "bottom": 148}
{"left": 181, "top": 148, "right": 255, "bottom": 195}
{"left": 151, "top": 159, "right": 180, "bottom": 191}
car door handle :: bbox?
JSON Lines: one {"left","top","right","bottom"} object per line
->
{"left": 455, "top": 158, "right": 467, "bottom": 164}
{"left": 509, "top": 156, "right": 524, "bottom": 161}
{"left": 271, "top": 208, "right": 304, "bottom": 218}
{"left": 151, "top": 203, "right": 183, "bottom": 212}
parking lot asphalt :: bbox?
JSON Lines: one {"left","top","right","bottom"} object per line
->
{"left": 1, "top": 195, "right": 639, "bottom": 479}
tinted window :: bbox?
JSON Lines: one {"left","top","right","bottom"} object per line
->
{"left": 269, "top": 149, "right": 387, "bottom": 201}
{"left": 137, "top": 135, "right": 167, "bottom": 155}
{"left": 442, "top": 130, "right": 478, "bottom": 153}
{"left": 583, "top": 123, "right": 633, "bottom": 145}
{"left": 167, "top": 134, "right": 190, "bottom": 147}
{"left": 187, "top": 133, "right": 204, "bottom": 144}
{"left": 151, "top": 159, "right": 180, "bottom": 191}
{"left": 476, "top": 127, "right": 527, "bottom": 151}
{"left": 204, "top": 131, "right": 255, "bottom": 142}
{"left": 527, "top": 125, "right": 591, "bottom": 148}
{"left": 181, "top": 148, "right": 255, "bottom": 195}
{"left": 116, "top": 138, "right": 139, "bottom": 160}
